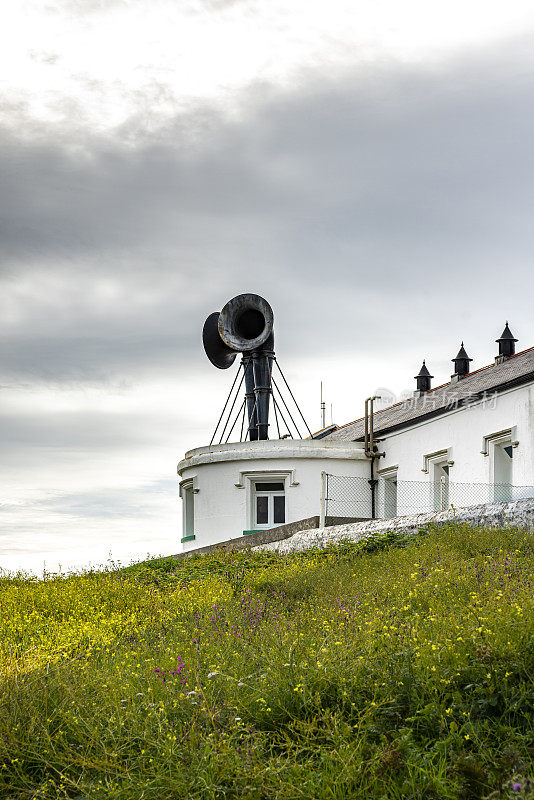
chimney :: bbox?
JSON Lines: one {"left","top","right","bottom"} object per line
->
{"left": 451, "top": 342, "right": 472, "bottom": 381}
{"left": 414, "top": 360, "right": 433, "bottom": 396}
{"left": 496, "top": 321, "right": 518, "bottom": 363}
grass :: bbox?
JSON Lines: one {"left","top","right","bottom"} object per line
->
{"left": 0, "top": 522, "right": 532, "bottom": 799}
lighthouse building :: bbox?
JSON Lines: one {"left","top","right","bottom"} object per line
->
{"left": 178, "top": 305, "right": 534, "bottom": 552}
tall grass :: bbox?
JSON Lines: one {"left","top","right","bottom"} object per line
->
{"left": 0, "top": 522, "right": 532, "bottom": 799}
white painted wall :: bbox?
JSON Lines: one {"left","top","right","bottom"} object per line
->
{"left": 177, "top": 382, "right": 534, "bottom": 552}
{"left": 177, "top": 440, "right": 367, "bottom": 551}
{"left": 377, "top": 383, "right": 534, "bottom": 513}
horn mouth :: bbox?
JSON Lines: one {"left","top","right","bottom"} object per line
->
{"left": 203, "top": 312, "right": 237, "bottom": 369}
{"left": 219, "top": 293, "right": 273, "bottom": 352}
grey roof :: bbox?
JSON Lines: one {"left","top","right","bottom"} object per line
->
{"left": 325, "top": 346, "right": 534, "bottom": 442}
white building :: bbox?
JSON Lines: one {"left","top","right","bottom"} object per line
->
{"left": 178, "top": 322, "right": 534, "bottom": 552}
{"left": 178, "top": 440, "right": 368, "bottom": 550}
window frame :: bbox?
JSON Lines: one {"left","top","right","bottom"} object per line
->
{"left": 179, "top": 477, "right": 198, "bottom": 543}
{"left": 421, "top": 449, "right": 453, "bottom": 511}
{"left": 378, "top": 466, "right": 398, "bottom": 519}
{"left": 253, "top": 481, "right": 286, "bottom": 529}
{"left": 235, "top": 470, "right": 294, "bottom": 532}
{"left": 489, "top": 433, "right": 514, "bottom": 501}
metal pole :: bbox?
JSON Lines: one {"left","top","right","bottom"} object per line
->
{"left": 209, "top": 363, "right": 243, "bottom": 446}
{"left": 218, "top": 368, "right": 246, "bottom": 444}
{"left": 252, "top": 347, "right": 273, "bottom": 440}
{"left": 224, "top": 399, "right": 246, "bottom": 444}
{"left": 271, "top": 391, "right": 292, "bottom": 438}
{"left": 364, "top": 396, "right": 383, "bottom": 519}
{"left": 242, "top": 353, "right": 258, "bottom": 441}
{"left": 319, "top": 471, "right": 327, "bottom": 528}
{"left": 364, "top": 398, "right": 369, "bottom": 454}
{"left": 271, "top": 376, "right": 302, "bottom": 438}
{"left": 274, "top": 360, "right": 313, "bottom": 437}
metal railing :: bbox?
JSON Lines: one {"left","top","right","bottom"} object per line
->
{"left": 321, "top": 473, "right": 534, "bottom": 522}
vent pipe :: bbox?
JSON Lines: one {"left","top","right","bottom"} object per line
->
{"left": 414, "top": 360, "right": 433, "bottom": 395}
{"left": 451, "top": 342, "right": 472, "bottom": 381}
{"left": 496, "top": 321, "right": 518, "bottom": 362}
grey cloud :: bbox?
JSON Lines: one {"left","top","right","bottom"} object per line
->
{"left": 39, "top": 479, "right": 176, "bottom": 519}
{"left": 0, "top": 408, "right": 168, "bottom": 450}
{"left": 2, "top": 38, "right": 534, "bottom": 381}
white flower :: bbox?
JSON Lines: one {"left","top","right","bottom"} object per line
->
{"left": 187, "top": 690, "right": 198, "bottom": 696}
{"left": 234, "top": 717, "right": 242, "bottom": 722}
{"left": 207, "top": 672, "right": 219, "bottom": 679}
{"left": 237, "top": 682, "right": 245, "bottom": 688}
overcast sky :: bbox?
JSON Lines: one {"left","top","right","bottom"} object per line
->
{"left": 2, "top": 0, "right": 534, "bottom": 572}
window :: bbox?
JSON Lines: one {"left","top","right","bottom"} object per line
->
{"left": 184, "top": 486, "right": 195, "bottom": 537}
{"left": 253, "top": 480, "right": 285, "bottom": 529}
{"left": 493, "top": 440, "right": 513, "bottom": 501}
{"left": 422, "top": 449, "right": 453, "bottom": 512}
{"left": 384, "top": 476, "right": 398, "bottom": 519}
{"left": 379, "top": 467, "right": 398, "bottom": 519}
{"left": 180, "top": 479, "right": 196, "bottom": 542}
{"left": 433, "top": 462, "right": 450, "bottom": 511}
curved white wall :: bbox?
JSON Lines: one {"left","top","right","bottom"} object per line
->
{"left": 177, "top": 439, "right": 367, "bottom": 551}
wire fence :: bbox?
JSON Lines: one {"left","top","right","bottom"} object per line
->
{"left": 324, "top": 473, "right": 534, "bottom": 521}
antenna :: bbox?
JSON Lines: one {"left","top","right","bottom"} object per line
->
{"left": 320, "top": 381, "right": 326, "bottom": 429}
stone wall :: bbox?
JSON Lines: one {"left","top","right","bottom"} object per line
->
{"left": 173, "top": 516, "right": 366, "bottom": 559}
{"left": 172, "top": 516, "right": 320, "bottom": 559}
{"left": 253, "top": 498, "right": 534, "bottom": 554}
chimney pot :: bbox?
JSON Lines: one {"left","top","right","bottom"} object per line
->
{"left": 414, "top": 360, "right": 433, "bottom": 395}
{"left": 451, "top": 342, "right": 472, "bottom": 380}
{"left": 496, "top": 321, "right": 518, "bottom": 361}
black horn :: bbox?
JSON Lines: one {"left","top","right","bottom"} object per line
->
{"left": 203, "top": 294, "right": 275, "bottom": 440}
{"left": 203, "top": 312, "right": 237, "bottom": 370}
{"left": 218, "top": 294, "right": 273, "bottom": 352}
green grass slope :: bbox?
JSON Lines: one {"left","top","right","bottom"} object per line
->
{"left": 0, "top": 522, "right": 532, "bottom": 799}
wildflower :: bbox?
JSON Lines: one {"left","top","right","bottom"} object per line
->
{"left": 207, "top": 672, "right": 219, "bottom": 678}
{"left": 237, "top": 682, "right": 245, "bottom": 688}
{"left": 512, "top": 783, "right": 521, "bottom": 791}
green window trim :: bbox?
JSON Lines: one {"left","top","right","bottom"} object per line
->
{"left": 181, "top": 534, "right": 196, "bottom": 543}
{"left": 243, "top": 529, "right": 266, "bottom": 536}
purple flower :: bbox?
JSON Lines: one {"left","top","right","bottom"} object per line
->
{"left": 512, "top": 783, "right": 521, "bottom": 792}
